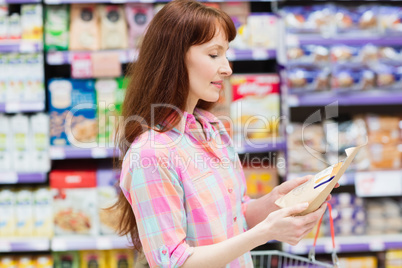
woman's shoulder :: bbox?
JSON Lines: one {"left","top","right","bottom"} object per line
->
{"left": 127, "top": 129, "right": 177, "bottom": 157}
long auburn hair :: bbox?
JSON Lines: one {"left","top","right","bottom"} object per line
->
{"left": 111, "top": 0, "right": 236, "bottom": 250}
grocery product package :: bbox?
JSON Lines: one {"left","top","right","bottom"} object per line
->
{"left": 53, "top": 251, "right": 79, "bottom": 268}
{"left": 276, "top": 143, "right": 366, "bottom": 216}
{"left": 15, "top": 188, "right": 34, "bottom": 237}
{"left": 97, "top": 162, "right": 120, "bottom": 235}
{"left": 80, "top": 250, "right": 107, "bottom": 268}
{"left": 48, "top": 79, "right": 97, "bottom": 147}
{"left": 230, "top": 74, "right": 280, "bottom": 142}
{"left": 281, "top": 5, "right": 334, "bottom": 34}
{"left": 247, "top": 13, "right": 277, "bottom": 49}
{"left": 35, "top": 255, "right": 53, "bottom": 268}
{"left": 0, "top": 115, "right": 11, "bottom": 171}
{"left": 50, "top": 167, "right": 99, "bottom": 236}
{"left": 95, "top": 78, "right": 127, "bottom": 146}
{"left": 33, "top": 188, "right": 53, "bottom": 237}
{"left": 334, "top": 5, "right": 379, "bottom": 35}
{"left": 125, "top": 3, "right": 153, "bottom": 49}
{"left": 243, "top": 166, "right": 278, "bottom": 198}
{"left": 287, "top": 45, "right": 330, "bottom": 67}
{"left": 69, "top": 4, "right": 100, "bottom": 51}
{"left": 10, "top": 114, "right": 30, "bottom": 172}
{"left": 30, "top": 113, "right": 50, "bottom": 172}
{"left": 45, "top": 5, "right": 70, "bottom": 51}
{"left": 106, "top": 249, "right": 134, "bottom": 268}
{"left": 98, "top": 5, "right": 128, "bottom": 50}
{"left": 0, "top": 188, "right": 16, "bottom": 236}
{"left": 287, "top": 66, "right": 330, "bottom": 93}
{"left": 21, "top": 4, "right": 43, "bottom": 41}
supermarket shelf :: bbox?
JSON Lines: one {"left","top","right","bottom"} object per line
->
{"left": 3, "top": 0, "right": 41, "bottom": 3}
{"left": 47, "top": 48, "right": 276, "bottom": 65}
{"left": 227, "top": 48, "right": 276, "bottom": 61}
{"left": 51, "top": 236, "right": 132, "bottom": 251}
{"left": 291, "top": 34, "right": 402, "bottom": 46}
{"left": 46, "top": 49, "right": 138, "bottom": 65}
{"left": 235, "top": 139, "right": 286, "bottom": 154}
{"left": 44, "top": 0, "right": 276, "bottom": 4}
{"left": 0, "top": 41, "right": 42, "bottom": 53}
{"left": 50, "top": 146, "right": 117, "bottom": 160}
{"left": 288, "top": 91, "right": 402, "bottom": 107}
{"left": 0, "top": 101, "right": 45, "bottom": 113}
{"left": 0, "top": 172, "right": 47, "bottom": 184}
{"left": 0, "top": 238, "right": 49, "bottom": 252}
{"left": 284, "top": 234, "right": 402, "bottom": 255}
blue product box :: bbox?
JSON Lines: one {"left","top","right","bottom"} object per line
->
{"left": 48, "top": 79, "right": 97, "bottom": 146}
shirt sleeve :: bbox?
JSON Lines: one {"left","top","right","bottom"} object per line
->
{"left": 121, "top": 146, "right": 194, "bottom": 268}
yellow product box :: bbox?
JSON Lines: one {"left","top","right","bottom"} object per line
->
{"left": 0, "top": 256, "right": 16, "bottom": 268}
{"left": 386, "top": 249, "right": 402, "bottom": 268}
{"left": 0, "top": 189, "right": 16, "bottom": 237}
{"left": 243, "top": 166, "right": 278, "bottom": 198}
{"left": 35, "top": 255, "right": 53, "bottom": 268}
{"left": 106, "top": 249, "right": 134, "bottom": 268}
{"left": 80, "top": 250, "right": 107, "bottom": 268}
{"left": 339, "top": 256, "right": 377, "bottom": 268}
{"left": 16, "top": 256, "right": 35, "bottom": 268}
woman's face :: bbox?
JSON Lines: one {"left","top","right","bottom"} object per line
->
{"left": 185, "top": 26, "right": 233, "bottom": 113}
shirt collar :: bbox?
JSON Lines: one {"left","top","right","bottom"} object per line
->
{"left": 164, "top": 108, "right": 220, "bottom": 136}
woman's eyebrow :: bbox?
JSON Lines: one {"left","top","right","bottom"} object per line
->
{"left": 207, "top": 44, "right": 229, "bottom": 51}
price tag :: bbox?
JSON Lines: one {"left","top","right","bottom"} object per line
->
{"left": 92, "top": 52, "right": 121, "bottom": 78}
{"left": 369, "top": 239, "right": 385, "bottom": 251}
{"left": 287, "top": 95, "right": 300, "bottom": 107}
{"left": 288, "top": 244, "right": 307, "bottom": 254}
{"left": 0, "top": 241, "right": 11, "bottom": 252}
{"left": 47, "top": 51, "right": 65, "bottom": 65}
{"left": 71, "top": 53, "right": 93, "bottom": 79}
{"left": 226, "top": 48, "right": 236, "bottom": 61}
{"left": 96, "top": 237, "right": 112, "bottom": 250}
{"left": 91, "top": 148, "right": 108, "bottom": 159}
{"left": 52, "top": 238, "right": 67, "bottom": 251}
{"left": 356, "top": 171, "right": 402, "bottom": 197}
{"left": 286, "top": 34, "right": 300, "bottom": 47}
{"left": 33, "top": 239, "right": 50, "bottom": 251}
{"left": 252, "top": 48, "right": 268, "bottom": 60}
{"left": 50, "top": 147, "right": 66, "bottom": 160}
{"left": 44, "top": 0, "right": 62, "bottom": 4}
{"left": 19, "top": 42, "right": 37, "bottom": 53}
{"left": 5, "top": 102, "right": 20, "bottom": 113}
{"left": 0, "top": 172, "right": 18, "bottom": 184}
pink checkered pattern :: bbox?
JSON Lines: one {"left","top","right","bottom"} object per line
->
{"left": 120, "top": 108, "right": 254, "bottom": 268}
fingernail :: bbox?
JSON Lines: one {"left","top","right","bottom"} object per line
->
{"left": 301, "top": 202, "right": 309, "bottom": 208}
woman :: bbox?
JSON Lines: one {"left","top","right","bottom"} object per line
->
{"left": 113, "top": 0, "right": 328, "bottom": 267}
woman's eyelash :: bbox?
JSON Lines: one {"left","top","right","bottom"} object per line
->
{"left": 209, "top": 54, "right": 218, "bottom": 59}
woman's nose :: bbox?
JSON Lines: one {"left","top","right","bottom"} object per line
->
{"left": 219, "top": 59, "right": 233, "bottom": 77}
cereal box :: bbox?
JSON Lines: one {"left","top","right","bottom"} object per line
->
{"left": 50, "top": 167, "right": 99, "bottom": 236}
{"left": 230, "top": 74, "right": 280, "bottom": 143}
{"left": 48, "top": 79, "right": 97, "bottom": 147}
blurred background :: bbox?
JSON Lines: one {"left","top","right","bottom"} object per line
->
{"left": 0, "top": 0, "right": 401, "bottom": 267}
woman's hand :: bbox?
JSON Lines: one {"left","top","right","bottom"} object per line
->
{"left": 254, "top": 202, "right": 327, "bottom": 246}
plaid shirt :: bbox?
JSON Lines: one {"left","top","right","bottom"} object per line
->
{"left": 120, "top": 108, "right": 254, "bottom": 268}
